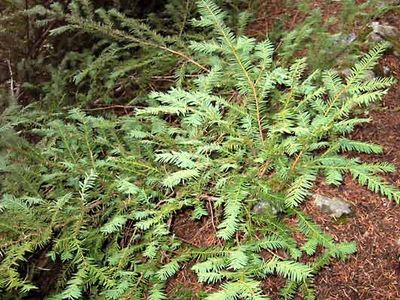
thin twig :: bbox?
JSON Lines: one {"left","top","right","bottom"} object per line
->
{"left": 160, "top": 46, "right": 209, "bottom": 73}
{"left": 207, "top": 199, "right": 222, "bottom": 246}
{"left": 167, "top": 216, "right": 173, "bottom": 232}
{"left": 289, "top": 11, "right": 300, "bottom": 30}
{"left": 201, "top": 0, "right": 264, "bottom": 141}
{"left": 32, "top": 24, "right": 54, "bottom": 58}
{"left": 83, "top": 105, "right": 137, "bottom": 112}
{"left": 25, "top": 0, "right": 31, "bottom": 57}
{"left": 152, "top": 74, "right": 201, "bottom": 80}
{"left": 178, "top": 0, "right": 190, "bottom": 37}
{"left": 266, "top": 249, "right": 286, "bottom": 260}
{"left": 290, "top": 149, "right": 304, "bottom": 172}
{"left": 200, "top": 194, "right": 220, "bottom": 202}
{"left": 175, "top": 235, "right": 198, "bottom": 247}
{"left": 6, "top": 59, "right": 14, "bottom": 97}
{"left": 74, "top": 19, "right": 210, "bottom": 73}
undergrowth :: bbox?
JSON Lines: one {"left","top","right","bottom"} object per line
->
{"left": 0, "top": 0, "right": 398, "bottom": 299}
{"left": 272, "top": 0, "right": 398, "bottom": 69}
{"left": 1, "top": 0, "right": 255, "bottom": 110}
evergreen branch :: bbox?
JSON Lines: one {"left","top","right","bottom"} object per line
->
{"left": 62, "top": 14, "right": 209, "bottom": 72}
{"left": 197, "top": 0, "right": 264, "bottom": 141}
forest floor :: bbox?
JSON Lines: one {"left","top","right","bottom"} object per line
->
{"left": 167, "top": 1, "right": 400, "bottom": 299}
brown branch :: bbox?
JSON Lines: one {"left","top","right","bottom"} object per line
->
{"left": 31, "top": 24, "right": 54, "bottom": 58}
{"left": 83, "top": 105, "right": 137, "bottom": 112}
{"left": 290, "top": 150, "right": 304, "bottom": 172}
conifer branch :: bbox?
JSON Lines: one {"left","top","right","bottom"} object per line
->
{"left": 198, "top": 0, "right": 264, "bottom": 141}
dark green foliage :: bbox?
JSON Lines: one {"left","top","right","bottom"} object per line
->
{"left": 25, "top": 0, "right": 204, "bottom": 108}
{"left": 0, "top": 0, "right": 398, "bottom": 299}
{"left": 8, "top": 0, "right": 256, "bottom": 109}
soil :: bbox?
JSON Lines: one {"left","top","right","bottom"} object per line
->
{"left": 308, "top": 52, "right": 400, "bottom": 299}
{"left": 166, "top": 210, "right": 220, "bottom": 298}
{"left": 167, "top": 2, "right": 400, "bottom": 299}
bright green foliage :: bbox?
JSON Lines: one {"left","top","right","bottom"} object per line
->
{"left": 0, "top": 0, "right": 398, "bottom": 299}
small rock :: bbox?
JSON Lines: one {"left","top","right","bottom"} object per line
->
{"left": 377, "top": 2, "right": 385, "bottom": 9}
{"left": 369, "top": 32, "right": 384, "bottom": 42}
{"left": 339, "top": 68, "right": 352, "bottom": 78}
{"left": 342, "top": 32, "right": 357, "bottom": 45}
{"left": 369, "top": 21, "right": 400, "bottom": 55}
{"left": 377, "top": 1, "right": 400, "bottom": 8}
{"left": 383, "top": 66, "right": 392, "bottom": 76}
{"left": 370, "top": 22, "right": 399, "bottom": 39}
{"left": 253, "top": 200, "right": 281, "bottom": 215}
{"left": 313, "top": 194, "right": 352, "bottom": 218}
{"left": 338, "top": 68, "right": 374, "bottom": 80}
{"left": 363, "top": 70, "right": 375, "bottom": 81}
{"left": 335, "top": 32, "right": 357, "bottom": 47}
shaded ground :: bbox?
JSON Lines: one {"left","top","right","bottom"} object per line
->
{"left": 167, "top": 2, "right": 400, "bottom": 299}
{"left": 246, "top": 0, "right": 368, "bottom": 38}
{"left": 166, "top": 210, "right": 220, "bottom": 298}
{"left": 309, "top": 53, "right": 400, "bottom": 299}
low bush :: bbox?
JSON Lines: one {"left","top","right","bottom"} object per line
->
{"left": 0, "top": 0, "right": 398, "bottom": 299}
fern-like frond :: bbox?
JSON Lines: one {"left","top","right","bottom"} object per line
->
{"left": 285, "top": 171, "right": 317, "bottom": 208}
{"left": 346, "top": 42, "right": 390, "bottom": 86}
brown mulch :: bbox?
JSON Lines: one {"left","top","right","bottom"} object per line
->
{"left": 308, "top": 53, "right": 400, "bottom": 299}
{"left": 166, "top": 210, "right": 220, "bottom": 298}
{"left": 246, "top": 0, "right": 368, "bottom": 38}
{"left": 172, "top": 210, "right": 221, "bottom": 248}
